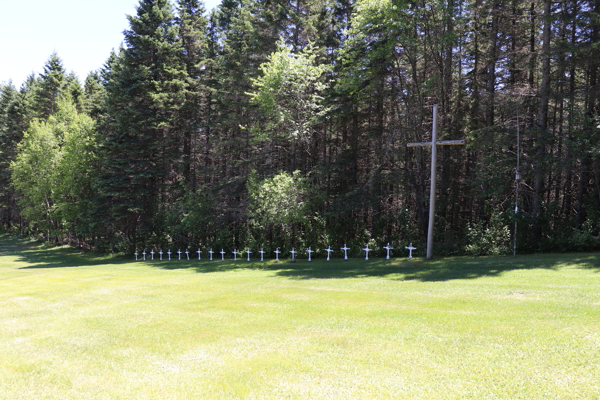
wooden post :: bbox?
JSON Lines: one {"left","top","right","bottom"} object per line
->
{"left": 407, "top": 105, "right": 465, "bottom": 259}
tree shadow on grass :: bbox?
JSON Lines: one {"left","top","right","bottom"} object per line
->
{"left": 153, "top": 253, "right": 600, "bottom": 282}
{"left": 272, "top": 254, "right": 600, "bottom": 282}
{"left": 2, "top": 234, "right": 598, "bottom": 281}
{"left": 0, "top": 234, "right": 129, "bottom": 269}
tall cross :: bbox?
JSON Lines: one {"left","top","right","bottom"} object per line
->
{"left": 325, "top": 246, "right": 333, "bottom": 261}
{"left": 142, "top": 250, "right": 147, "bottom": 261}
{"left": 383, "top": 243, "right": 392, "bottom": 260}
{"left": 208, "top": 249, "right": 214, "bottom": 261}
{"left": 185, "top": 249, "right": 190, "bottom": 260}
{"left": 289, "top": 248, "right": 297, "bottom": 262}
{"left": 159, "top": 250, "right": 163, "bottom": 260}
{"left": 177, "top": 249, "right": 182, "bottom": 260}
{"left": 362, "top": 245, "right": 372, "bottom": 260}
{"left": 407, "top": 104, "right": 465, "bottom": 259}
{"left": 134, "top": 251, "right": 139, "bottom": 261}
{"left": 341, "top": 244, "right": 350, "bottom": 260}
{"left": 167, "top": 250, "right": 172, "bottom": 260}
{"left": 307, "top": 247, "right": 314, "bottom": 262}
{"left": 405, "top": 243, "right": 417, "bottom": 259}
{"left": 150, "top": 250, "right": 155, "bottom": 260}
{"left": 197, "top": 249, "right": 202, "bottom": 260}
{"left": 274, "top": 248, "right": 281, "bottom": 262}
{"left": 246, "top": 248, "right": 252, "bottom": 261}
{"left": 220, "top": 249, "right": 225, "bottom": 260}
{"left": 232, "top": 249, "right": 238, "bottom": 261}
{"left": 259, "top": 248, "right": 265, "bottom": 261}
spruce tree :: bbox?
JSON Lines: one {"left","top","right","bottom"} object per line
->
{"left": 96, "top": 0, "right": 187, "bottom": 249}
{"left": 34, "top": 52, "right": 66, "bottom": 120}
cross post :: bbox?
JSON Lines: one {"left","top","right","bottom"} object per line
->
{"left": 383, "top": 243, "right": 392, "bottom": 260}
{"left": 341, "top": 244, "right": 350, "bottom": 260}
{"left": 325, "top": 246, "right": 333, "bottom": 261}
{"left": 363, "top": 245, "right": 372, "bottom": 260}
{"left": 259, "top": 248, "right": 265, "bottom": 261}
{"left": 307, "top": 247, "right": 314, "bottom": 262}
{"left": 407, "top": 105, "right": 465, "bottom": 259}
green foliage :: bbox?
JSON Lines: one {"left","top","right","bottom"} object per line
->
{"left": 465, "top": 212, "right": 511, "bottom": 256}
{"left": 248, "top": 38, "right": 331, "bottom": 143}
{"left": 248, "top": 170, "right": 324, "bottom": 249}
{"left": 10, "top": 96, "right": 99, "bottom": 238}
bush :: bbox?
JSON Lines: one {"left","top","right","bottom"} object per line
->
{"left": 465, "top": 212, "right": 511, "bottom": 256}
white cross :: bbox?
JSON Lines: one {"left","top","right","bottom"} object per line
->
{"left": 142, "top": 250, "right": 146, "bottom": 261}
{"left": 246, "top": 248, "right": 252, "bottom": 261}
{"left": 159, "top": 250, "right": 163, "bottom": 260}
{"left": 259, "top": 248, "right": 265, "bottom": 261}
{"left": 184, "top": 249, "right": 189, "bottom": 260}
{"left": 362, "top": 245, "right": 372, "bottom": 260}
{"left": 289, "top": 248, "right": 297, "bottom": 262}
{"left": 325, "top": 246, "right": 333, "bottom": 261}
{"left": 383, "top": 243, "right": 393, "bottom": 260}
{"left": 177, "top": 249, "right": 182, "bottom": 260}
{"left": 274, "top": 248, "right": 281, "bottom": 262}
{"left": 150, "top": 250, "right": 155, "bottom": 260}
{"left": 208, "top": 249, "right": 214, "bottom": 261}
{"left": 167, "top": 250, "right": 172, "bottom": 260}
{"left": 405, "top": 243, "right": 417, "bottom": 259}
{"left": 232, "top": 249, "right": 239, "bottom": 261}
{"left": 341, "top": 244, "right": 350, "bottom": 260}
{"left": 197, "top": 249, "right": 202, "bottom": 260}
{"left": 407, "top": 105, "right": 465, "bottom": 259}
{"left": 220, "top": 249, "right": 225, "bottom": 260}
{"left": 307, "top": 247, "right": 314, "bottom": 262}
{"left": 134, "top": 251, "right": 139, "bottom": 261}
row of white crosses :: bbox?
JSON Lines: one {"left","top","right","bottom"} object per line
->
{"left": 135, "top": 243, "right": 418, "bottom": 260}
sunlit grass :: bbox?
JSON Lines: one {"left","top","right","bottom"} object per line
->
{"left": 0, "top": 234, "right": 598, "bottom": 399}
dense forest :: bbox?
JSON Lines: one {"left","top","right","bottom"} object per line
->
{"left": 1, "top": 0, "right": 599, "bottom": 256}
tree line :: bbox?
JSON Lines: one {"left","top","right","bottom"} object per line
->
{"left": 1, "top": 0, "right": 599, "bottom": 256}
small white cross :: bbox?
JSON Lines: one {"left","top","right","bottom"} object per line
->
{"left": 167, "top": 250, "right": 172, "bottom": 260}
{"left": 232, "top": 249, "right": 239, "bottom": 261}
{"left": 383, "top": 243, "right": 392, "bottom": 260}
{"left": 159, "top": 250, "right": 163, "bottom": 260}
{"left": 150, "top": 250, "right": 155, "bottom": 260}
{"left": 405, "top": 243, "right": 417, "bottom": 259}
{"left": 325, "top": 246, "right": 333, "bottom": 261}
{"left": 185, "top": 249, "right": 189, "bottom": 260}
{"left": 208, "top": 249, "right": 214, "bottom": 261}
{"left": 341, "top": 244, "right": 350, "bottom": 260}
{"left": 274, "top": 248, "right": 281, "bottom": 262}
{"left": 142, "top": 250, "right": 147, "bottom": 261}
{"left": 259, "top": 248, "right": 265, "bottom": 261}
{"left": 197, "top": 249, "right": 202, "bottom": 260}
{"left": 246, "top": 248, "right": 252, "bottom": 261}
{"left": 362, "top": 245, "right": 372, "bottom": 260}
{"left": 134, "top": 251, "right": 139, "bottom": 261}
{"left": 289, "top": 248, "right": 297, "bottom": 262}
{"left": 177, "top": 249, "right": 182, "bottom": 260}
{"left": 307, "top": 247, "right": 314, "bottom": 262}
{"left": 220, "top": 249, "right": 225, "bottom": 260}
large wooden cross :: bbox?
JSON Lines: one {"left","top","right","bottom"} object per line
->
{"left": 407, "top": 105, "right": 465, "bottom": 259}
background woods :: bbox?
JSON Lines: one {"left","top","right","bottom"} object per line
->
{"left": 1, "top": 0, "right": 599, "bottom": 255}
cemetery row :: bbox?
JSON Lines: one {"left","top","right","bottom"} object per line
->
{"left": 134, "top": 244, "right": 418, "bottom": 261}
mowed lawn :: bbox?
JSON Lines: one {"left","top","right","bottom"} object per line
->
{"left": 0, "top": 235, "right": 598, "bottom": 399}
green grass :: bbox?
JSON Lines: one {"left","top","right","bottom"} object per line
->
{"left": 0, "top": 234, "right": 599, "bottom": 399}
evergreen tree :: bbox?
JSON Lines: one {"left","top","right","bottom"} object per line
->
{"left": 95, "top": 0, "right": 188, "bottom": 249}
{"left": 34, "top": 52, "right": 66, "bottom": 119}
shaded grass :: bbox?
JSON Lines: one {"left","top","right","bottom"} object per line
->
{"left": 0, "top": 234, "right": 599, "bottom": 399}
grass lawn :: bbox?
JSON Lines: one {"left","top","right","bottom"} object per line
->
{"left": 0, "top": 234, "right": 598, "bottom": 399}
